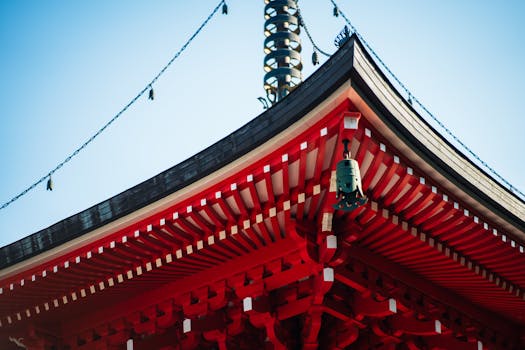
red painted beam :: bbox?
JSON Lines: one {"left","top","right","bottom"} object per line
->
{"left": 61, "top": 238, "right": 299, "bottom": 336}
{"left": 345, "top": 245, "right": 521, "bottom": 340}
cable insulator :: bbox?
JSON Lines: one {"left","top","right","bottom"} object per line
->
{"left": 312, "top": 50, "right": 319, "bottom": 65}
{"left": 148, "top": 86, "right": 154, "bottom": 100}
{"left": 263, "top": 0, "right": 303, "bottom": 104}
{"left": 222, "top": 2, "right": 228, "bottom": 15}
{"left": 46, "top": 176, "right": 53, "bottom": 191}
{"left": 333, "top": 5, "right": 339, "bottom": 17}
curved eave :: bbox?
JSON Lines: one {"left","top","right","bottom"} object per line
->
{"left": 1, "top": 33, "right": 523, "bottom": 272}
{"left": 347, "top": 38, "right": 525, "bottom": 239}
{"left": 0, "top": 34, "right": 355, "bottom": 270}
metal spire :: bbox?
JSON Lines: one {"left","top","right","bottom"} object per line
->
{"left": 263, "top": 0, "right": 303, "bottom": 104}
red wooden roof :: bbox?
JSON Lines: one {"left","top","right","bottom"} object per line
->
{"left": 0, "top": 35, "right": 524, "bottom": 349}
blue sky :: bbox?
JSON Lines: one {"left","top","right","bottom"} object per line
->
{"left": 1, "top": 1, "right": 524, "bottom": 247}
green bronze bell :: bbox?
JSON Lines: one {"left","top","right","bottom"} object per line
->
{"left": 333, "top": 139, "right": 367, "bottom": 212}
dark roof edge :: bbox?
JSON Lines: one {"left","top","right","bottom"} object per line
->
{"left": 349, "top": 38, "right": 525, "bottom": 234}
{"left": 0, "top": 37, "right": 357, "bottom": 269}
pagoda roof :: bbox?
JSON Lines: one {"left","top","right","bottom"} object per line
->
{"left": 1, "top": 34, "right": 523, "bottom": 270}
{"left": 1, "top": 34, "right": 525, "bottom": 348}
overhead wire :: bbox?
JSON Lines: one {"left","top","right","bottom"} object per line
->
{"left": 329, "top": 0, "right": 525, "bottom": 200}
{"left": 0, "top": 0, "right": 227, "bottom": 211}
{"left": 296, "top": 2, "right": 331, "bottom": 58}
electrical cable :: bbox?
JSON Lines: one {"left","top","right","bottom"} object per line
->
{"left": 0, "top": 0, "right": 227, "bottom": 211}
{"left": 296, "top": 2, "right": 331, "bottom": 58}
{"left": 329, "top": 0, "right": 525, "bottom": 200}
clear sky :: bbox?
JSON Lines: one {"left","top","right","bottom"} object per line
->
{"left": 1, "top": 1, "right": 524, "bottom": 247}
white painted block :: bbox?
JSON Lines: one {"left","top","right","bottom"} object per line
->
{"left": 344, "top": 116, "right": 359, "bottom": 129}
{"left": 183, "top": 319, "right": 192, "bottom": 333}
{"left": 243, "top": 297, "right": 253, "bottom": 312}
{"left": 300, "top": 141, "right": 307, "bottom": 150}
{"left": 326, "top": 235, "right": 337, "bottom": 249}
{"left": 126, "top": 338, "right": 134, "bottom": 350}
{"left": 323, "top": 267, "right": 334, "bottom": 282}
{"left": 434, "top": 320, "right": 442, "bottom": 334}
{"left": 388, "top": 298, "right": 397, "bottom": 313}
